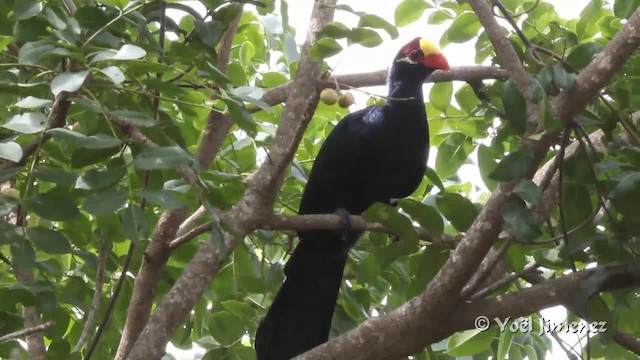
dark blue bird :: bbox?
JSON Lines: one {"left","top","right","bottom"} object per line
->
{"left": 255, "top": 37, "right": 450, "bottom": 360}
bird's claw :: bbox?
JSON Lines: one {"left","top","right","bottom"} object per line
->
{"left": 334, "top": 208, "right": 352, "bottom": 241}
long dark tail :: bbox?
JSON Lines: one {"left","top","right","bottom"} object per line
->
{"left": 255, "top": 234, "right": 348, "bottom": 360}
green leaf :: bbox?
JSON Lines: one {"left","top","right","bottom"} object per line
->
{"left": 51, "top": 71, "right": 89, "bottom": 96}
{"left": 455, "top": 84, "right": 480, "bottom": 113}
{"left": 0, "top": 222, "right": 24, "bottom": 245}
{"left": 317, "top": 22, "right": 351, "bottom": 39}
{"left": 26, "top": 193, "right": 80, "bottom": 221}
{"left": 477, "top": 145, "right": 498, "bottom": 190}
{"left": 395, "top": 0, "right": 429, "bottom": 27}
{"left": 15, "top": 96, "right": 52, "bottom": 108}
{"left": 82, "top": 188, "right": 127, "bottom": 216}
{"left": 14, "top": 17, "right": 49, "bottom": 43}
{"left": 194, "top": 20, "right": 225, "bottom": 47}
{"left": 428, "top": 10, "right": 454, "bottom": 25}
{"left": 566, "top": 42, "right": 605, "bottom": 68}
{"left": 123, "top": 205, "right": 145, "bottom": 243}
{"left": 208, "top": 311, "right": 245, "bottom": 346}
{"left": 27, "top": 227, "right": 71, "bottom": 254}
{"left": 71, "top": 147, "right": 120, "bottom": 168}
{"left": 398, "top": 199, "right": 444, "bottom": 236}
{"left": 0, "top": 196, "right": 19, "bottom": 217}
{"left": 110, "top": 110, "right": 156, "bottom": 127}
{"left": 347, "top": 28, "right": 383, "bottom": 48}
{"left": 444, "top": 12, "right": 481, "bottom": 43}
{"left": 523, "top": 345, "right": 538, "bottom": 360}
{"left": 501, "top": 198, "right": 542, "bottom": 241}
{"left": 137, "top": 189, "right": 183, "bottom": 209}
{"left": 0, "top": 142, "right": 23, "bottom": 162}
{"left": 430, "top": 82, "right": 453, "bottom": 112}
{"left": 223, "top": 99, "right": 257, "bottom": 137}
{"left": 447, "top": 328, "right": 497, "bottom": 356}
{"left": 362, "top": 202, "right": 418, "bottom": 249}
{"left": 614, "top": 0, "right": 640, "bottom": 18}
{"left": 424, "top": 166, "right": 445, "bottom": 191}
{"left": 2, "top": 113, "right": 47, "bottom": 134}
{"left": 436, "top": 133, "right": 472, "bottom": 179}
{"left": 436, "top": 193, "right": 478, "bottom": 232}
{"left": 407, "top": 245, "right": 449, "bottom": 297}
{"left": 91, "top": 44, "right": 147, "bottom": 62}
{"left": 358, "top": 14, "right": 399, "bottom": 39}
{"left": 0, "top": 168, "right": 24, "bottom": 183}
{"left": 501, "top": 80, "right": 527, "bottom": 135}
{"left": 133, "top": 146, "right": 194, "bottom": 170}
{"left": 75, "top": 166, "right": 126, "bottom": 190}
{"left": 553, "top": 63, "right": 575, "bottom": 91}
{"left": 533, "top": 248, "right": 570, "bottom": 270}
{"left": 497, "top": 325, "right": 514, "bottom": 360}
{"left": 489, "top": 145, "right": 535, "bottom": 181}
{"left": 18, "top": 41, "right": 56, "bottom": 65}
{"left": 11, "top": 240, "right": 36, "bottom": 269}
{"left": 47, "top": 129, "right": 121, "bottom": 149}
{"left": 14, "top": 2, "right": 43, "bottom": 20}
{"left": 100, "top": 66, "right": 125, "bottom": 84}
{"left": 512, "top": 179, "right": 542, "bottom": 205}
{"left": 356, "top": 242, "right": 409, "bottom": 283}
{"left": 262, "top": 72, "right": 289, "bottom": 88}
{"left": 308, "top": 37, "right": 343, "bottom": 61}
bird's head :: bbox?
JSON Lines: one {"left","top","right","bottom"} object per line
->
{"left": 392, "top": 37, "right": 450, "bottom": 79}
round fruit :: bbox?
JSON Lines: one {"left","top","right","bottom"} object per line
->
{"left": 374, "top": 96, "right": 387, "bottom": 108}
{"left": 320, "top": 88, "right": 339, "bottom": 105}
{"left": 338, "top": 92, "right": 355, "bottom": 108}
{"left": 1, "top": 187, "right": 20, "bottom": 200}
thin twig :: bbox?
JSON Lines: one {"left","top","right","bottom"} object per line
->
{"left": 0, "top": 321, "right": 56, "bottom": 343}
{"left": 74, "top": 242, "right": 108, "bottom": 352}
{"left": 469, "top": 262, "right": 539, "bottom": 300}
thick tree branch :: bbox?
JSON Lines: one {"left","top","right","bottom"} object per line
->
{"left": 124, "top": 2, "right": 337, "bottom": 358}
{"left": 298, "top": 4, "right": 640, "bottom": 360}
{"left": 553, "top": 9, "right": 640, "bottom": 123}
{"left": 114, "top": 9, "right": 245, "bottom": 359}
{"left": 523, "top": 269, "right": 640, "bottom": 356}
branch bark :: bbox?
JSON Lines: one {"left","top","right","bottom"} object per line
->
{"left": 297, "top": 4, "right": 640, "bottom": 360}
{"left": 124, "top": 1, "right": 337, "bottom": 358}
{"left": 115, "top": 8, "right": 245, "bottom": 360}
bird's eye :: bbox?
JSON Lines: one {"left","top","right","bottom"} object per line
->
{"left": 410, "top": 50, "right": 422, "bottom": 60}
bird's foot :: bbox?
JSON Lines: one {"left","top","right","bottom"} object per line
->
{"left": 334, "top": 208, "right": 352, "bottom": 241}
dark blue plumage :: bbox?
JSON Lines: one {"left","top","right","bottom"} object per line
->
{"left": 255, "top": 38, "right": 449, "bottom": 360}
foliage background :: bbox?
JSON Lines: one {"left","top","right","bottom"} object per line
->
{"left": 0, "top": 0, "right": 639, "bottom": 359}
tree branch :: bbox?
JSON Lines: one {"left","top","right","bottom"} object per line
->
{"left": 124, "top": 1, "right": 337, "bottom": 358}
{"left": 114, "top": 8, "right": 245, "bottom": 359}
{"left": 74, "top": 242, "right": 107, "bottom": 352}
{"left": 297, "top": 3, "right": 640, "bottom": 360}
{"left": 0, "top": 321, "right": 56, "bottom": 343}
{"left": 257, "top": 66, "right": 507, "bottom": 108}
{"left": 196, "top": 8, "right": 244, "bottom": 169}
{"left": 168, "top": 214, "right": 456, "bottom": 251}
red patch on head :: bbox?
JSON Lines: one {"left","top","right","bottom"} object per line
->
{"left": 397, "top": 37, "right": 422, "bottom": 58}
